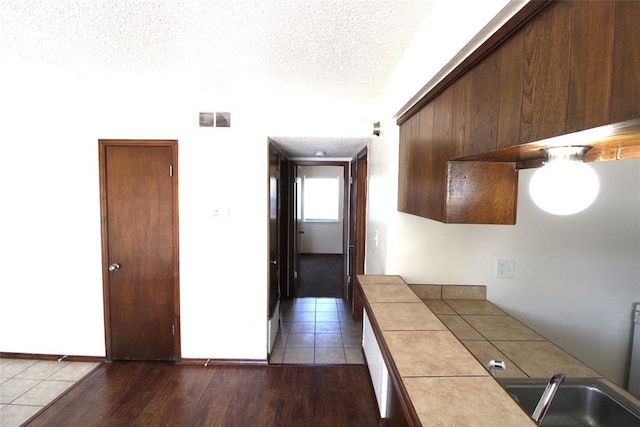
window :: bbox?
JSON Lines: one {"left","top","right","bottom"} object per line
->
{"left": 302, "top": 176, "right": 340, "bottom": 222}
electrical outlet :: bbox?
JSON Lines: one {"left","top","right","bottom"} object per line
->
{"left": 496, "top": 259, "right": 515, "bottom": 278}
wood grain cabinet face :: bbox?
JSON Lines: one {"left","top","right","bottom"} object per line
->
{"left": 398, "top": 104, "right": 448, "bottom": 222}
{"left": 497, "top": 30, "right": 524, "bottom": 150}
{"left": 397, "top": 116, "right": 412, "bottom": 214}
{"left": 610, "top": 0, "right": 640, "bottom": 123}
{"left": 446, "top": 161, "right": 517, "bottom": 225}
{"left": 566, "top": 1, "right": 614, "bottom": 133}
{"left": 520, "top": 0, "right": 571, "bottom": 144}
{"left": 465, "top": 49, "right": 501, "bottom": 156}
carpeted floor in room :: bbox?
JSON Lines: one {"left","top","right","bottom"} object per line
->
{"left": 297, "top": 254, "right": 343, "bottom": 298}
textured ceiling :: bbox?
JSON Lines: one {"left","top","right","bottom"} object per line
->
{"left": 272, "top": 136, "right": 370, "bottom": 159}
{"left": 0, "top": 0, "right": 434, "bottom": 99}
{"left": 1, "top": 0, "right": 499, "bottom": 158}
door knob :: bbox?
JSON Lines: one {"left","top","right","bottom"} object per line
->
{"left": 271, "top": 259, "right": 277, "bottom": 265}
{"left": 108, "top": 263, "right": 120, "bottom": 272}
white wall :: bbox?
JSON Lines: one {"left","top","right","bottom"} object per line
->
{"left": 0, "top": 31, "right": 372, "bottom": 361}
{"left": 366, "top": 125, "right": 640, "bottom": 386}
{"left": 298, "top": 165, "right": 344, "bottom": 254}
{"left": 0, "top": 56, "right": 270, "bottom": 360}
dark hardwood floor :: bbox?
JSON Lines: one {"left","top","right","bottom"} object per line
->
{"left": 25, "top": 362, "right": 381, "bottom": 427}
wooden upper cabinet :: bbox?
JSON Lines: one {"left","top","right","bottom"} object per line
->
{"left": 446, "top": 161, "right": 517, "bottom": 225}
{"left": 450, "top": 73, "right": 469, "bottom": 159}
{"left": 610, "top": 0, "right": 640, "bottom": 123}
{"left": 397, "top": 114, "right": 416, "bottom": 214}
{"left": 464, "top": 49, "right": 501, "bottom": 156}
{"left": 497, "top": 30, "right": 524, "bottom": 150}
{"left": 396, "top": 0, "right": 640, "bottom": 225}
{"left": 416, "top": 103, "right": 440, "bottom": 219}
{"left": 567, "top": 1, "right": 614, "bottom": 132}
{"left": 520, "top": 0, "right": 571, "bottom": 144}
{"left": 397, "top": 116, "right": 411, "bottom": 214}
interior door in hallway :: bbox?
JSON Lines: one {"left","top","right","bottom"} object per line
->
{"left": 268, "top": 144, "right": 280, "bottom": 316}
{"left": 348, "top": 149, "right": 367, "bottom": 302}
{"left": 99, "top": 140, "right": 180, "bottom": 361}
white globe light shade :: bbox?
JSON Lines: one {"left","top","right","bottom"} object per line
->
{"left": 529, "top": 159, "right": 599, "bottom": 215}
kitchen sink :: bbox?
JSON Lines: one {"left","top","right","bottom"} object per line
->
{"left": 499, "top": 378, "right": 640, "bottom": 427}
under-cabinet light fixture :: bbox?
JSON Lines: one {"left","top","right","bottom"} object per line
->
{"left": 529, "top": 146, "right": 599, "bottom": 215}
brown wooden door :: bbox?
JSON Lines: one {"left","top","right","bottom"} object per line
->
{"left": 354, "top": 151, "right": 367, "bottom": 279}
{"left": 350, "top": 149, "right": 367, "bottom": 319}
{"left": 293, "top": 166, "right": 302, "bottom": 296}
{"left": 99, "top": 140, "right": 179, "bottom": 362}
{"left": 348, "top": 159, "right": 357, "bottom": 301}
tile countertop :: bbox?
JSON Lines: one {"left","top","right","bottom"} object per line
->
{"left": 357, "top": 275, "right": 640, "bottom": 426}
{"left": 357, "top": 275, "right": 536, "bottom": 426}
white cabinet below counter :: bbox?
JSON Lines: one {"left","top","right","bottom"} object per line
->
{"left": 363, "top": 309, "right": 391, "bottom": 418}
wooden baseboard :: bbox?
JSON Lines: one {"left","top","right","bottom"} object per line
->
{"left": 0, "top": 352, "right": 106, "bottom": 363}
{"left": 180, "top": 358, "right": 268, "bottom": 367}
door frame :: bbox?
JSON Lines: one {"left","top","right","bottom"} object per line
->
{"left": 98, "top": 139, "right": 181, "bottom": 362}
{"left": 351, "top": 148, "right": 368, "bottom": 318}
{"left": 354, "top": 147, "right": 367, "bottom": 279}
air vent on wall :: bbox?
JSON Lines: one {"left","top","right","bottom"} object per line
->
{"left": 215, "top": 112, "right": 230, "bottom": 127}
{"left": 199, "top": 112, "right": 214, "bottom": 127}
{"left": 199, "top": 112, "right": 231, "bottom": 128}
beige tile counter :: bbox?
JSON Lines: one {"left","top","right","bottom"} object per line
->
{"left": 361, "top": 284, "right": 421, "bottom": 303}
{"left": 369, "top": 302, "right": 444, "bottom": 330}
{"left": 357, "top": 276, "right": 535, "bottom": 426}
{"left": 403, "top": 377, "right": 538, "bottom": 426}
{"left": 360, "top": 277, "right": 640, "bottom": 425}
{"left": 420, "top": 298, "right": 601, "bottom": 380}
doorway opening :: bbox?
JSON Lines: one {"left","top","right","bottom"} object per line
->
{"left": 296, "top": 164, "right": 347, "bottom": 298}
{"left": 267, "top": 141, "right": 368, "bottom": 364}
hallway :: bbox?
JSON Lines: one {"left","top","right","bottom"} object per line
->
{"left": 270, "top": 298, "right": 364, "bottom": 365}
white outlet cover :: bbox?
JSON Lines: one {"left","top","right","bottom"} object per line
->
{"left": 496, "top": 259, "right": 515, "bottom": 278}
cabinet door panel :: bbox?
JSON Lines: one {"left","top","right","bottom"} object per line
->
{"left": 450, "top": 72, "right": 469, "bottom": 159}
{"left": 433, "top": 87, "right": 454, "bottom": 220}
{"left": 567, "top": 1, "right": 614, "bottom": 133}
{"left": 397, "top": 119, "right": 412, "bottom": 213}
{"left": 610, "top": 1, "right": 640, "bottom": 123}
{"left": 520, "top": 1, "right": 571, "bottom": 143}
{"left": 497, "top": 30, "right": 524, "bottom": 149}
{"left": 446, "top": 161, "right": 517, "bottom": 225}
{"left": 466, "top": 49, "right": 501, "bottom": 156}
{"left": 415, "top": 103, "right": 438, "bottom": 218}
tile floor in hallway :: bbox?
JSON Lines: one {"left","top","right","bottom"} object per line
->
{"left": 270, "top": 297, "right": 365, "bottom": 365}
{"left": 0, "top": 359, "right": 100, "bottom": 427}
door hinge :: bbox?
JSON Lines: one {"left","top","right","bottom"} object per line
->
{"left": 170, "top": 165, "right": 174, "bottom": 177}
{"left": 172, "top": 324, "right": 175, "bottom": 336}
{"left": 349, "top": 176, "right": 353, "bottom": 185}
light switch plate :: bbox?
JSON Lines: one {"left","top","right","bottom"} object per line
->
{"left": 496, "top": 259, "right": 515, "bottom": 278}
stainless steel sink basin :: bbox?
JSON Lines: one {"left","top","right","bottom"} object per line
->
{"left": 499, "top": 378, "right": 640, "bottom": 427}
